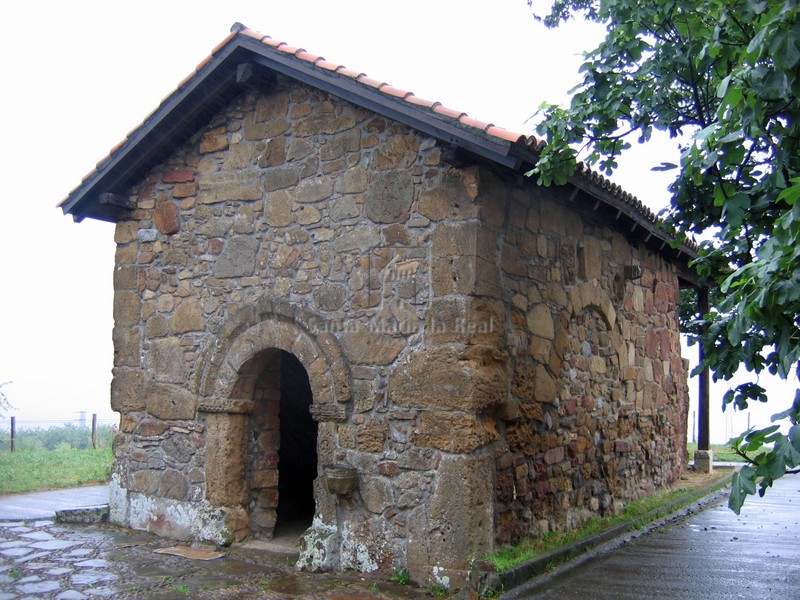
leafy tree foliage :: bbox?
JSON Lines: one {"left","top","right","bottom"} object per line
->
{"left": 529, "top": 0, "right": 800, "bottom": 513}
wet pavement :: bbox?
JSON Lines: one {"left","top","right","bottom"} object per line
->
{"left": 1, "top": 474, "right": 799, "bottom": 599}
{"left": 0, "top": 516, "right": 442, "bottom": 599}
{"left": 508, "top": 473, "right": 800, "bottom": 599}
{"left": 0, "top": 488, "right": 434, "bottom": 599}
{"left": 0, "top": 486, "right": 109, "bottom": 521}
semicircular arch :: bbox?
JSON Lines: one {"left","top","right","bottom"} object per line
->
{"left": 196, "top": 299, "right": 350, "bottom": 407}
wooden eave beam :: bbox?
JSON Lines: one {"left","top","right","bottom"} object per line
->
{"left": 62, "top": 43, "right": 247, "bottom": 222}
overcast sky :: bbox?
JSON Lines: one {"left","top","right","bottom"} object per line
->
{"left": 0, "top": 0, "right": 787, "bottom": 442}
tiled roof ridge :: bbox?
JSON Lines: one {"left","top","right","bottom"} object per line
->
{"left": 232, "top": 24, "right": 670, "bottom": 231}
{"left": 68, "top": 21, "right": 678, "bottom": 246}
{"left": 231, "top": 23, "right": 533, "bottom": 147}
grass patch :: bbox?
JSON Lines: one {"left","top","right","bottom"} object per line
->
{"left": 0, "top": 448, "right": 112, "bottom": 494}
{"left": 487, "top": 476, "right": 729, "bottom": 574}
{"left": 686, "top": 443, "right": 750, "bottom": 463}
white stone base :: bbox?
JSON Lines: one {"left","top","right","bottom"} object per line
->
{"left": 694, "top": 449, "right": 714, "bottom": 473}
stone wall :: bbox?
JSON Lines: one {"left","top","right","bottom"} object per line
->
{"left": 491, "top": 189, "right": 689, "bottom": 544}
{"left": 107, "top": 73, "right": 688, "bottom": 590}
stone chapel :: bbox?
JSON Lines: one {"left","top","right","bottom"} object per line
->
{"left": 60, "top": 23, "right": 697, "bottom": 590}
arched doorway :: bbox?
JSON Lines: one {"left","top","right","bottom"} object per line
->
{"left": 248, "top": 349, "right": 318, "bottom": 539}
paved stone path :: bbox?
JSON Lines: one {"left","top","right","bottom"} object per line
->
{"left": 0, "top": 486, "right": 109, "bottom": 521}
{"left": 0, "top": 516, "right": 432, "bottom": 599}
{"left": 508, "top": 472, "right": 800, "bottom": 599}
{"left": 2, "top": 474, "right": 799, "bottom": 598}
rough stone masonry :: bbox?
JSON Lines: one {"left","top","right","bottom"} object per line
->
{"left": 66, "top": 38, "right": 690, "bottom": 592}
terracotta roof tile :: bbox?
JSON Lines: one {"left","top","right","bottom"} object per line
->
{"left": 239, "top": 28, "right": 267, "bottom": 42}
{"left": 485, "top": 126, "right": 525, "bottom": 143}
{"left": 459, "top": 116, "right": 493, "bottom": 132}
{"left": 81, "top": 167, "right": 97, "bottom": 183}
{"left": 379, "top": 86, "right": 413, "bottom": 99}
{"left": 404, "top": 95, "right": 437, "bottom": 109}
{"left": 276, "top": 43, "right": 303, "bottom": 55}
{"left": 314, "top": 59, "right": 340, "bottom": 71}
{"left": 433, "top": 104, "right": 467, "bottom": 120}
{"left": 261, "top": 37, "right": 284, "bottom": 48}
{"left": 296, "top": 51, "right": 322, "bottom": 63}
{"left": 356, "top": 75, "right": 384, "bottom": 89}
{"left": 176, "top": 70, "right": 198, "bottom": 91}
{"left": 334, "top": 66, "right": 364, "bottom": 79}
{"left": 194, "top": 54, "right": 214, "bottom": 73}
{"left": 64, "top": 23, "right": 681, "bottom": 247}
{"left": 211, "top": 30, "right": 238, "bottom": 56}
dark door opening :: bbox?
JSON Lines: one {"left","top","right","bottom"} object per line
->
{"left": 275, "top": 351, "right": 317, "bottom": 536}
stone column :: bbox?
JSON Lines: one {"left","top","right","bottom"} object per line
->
{"left": 200, "top": 399, "right": 254, "bottom": 541}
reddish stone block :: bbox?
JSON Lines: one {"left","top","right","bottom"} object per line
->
{"left": 162, "top": 167, "right": 196, "bottom": 183}
{"left": 155, "top": 202, "right": 180, "bottom": 235}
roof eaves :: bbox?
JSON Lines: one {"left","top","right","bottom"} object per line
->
{"left": 60, "top": 36, "right": 250, "bottom": 222}
{"left": 234, "top": 33, "right": 520, "bottom": 170}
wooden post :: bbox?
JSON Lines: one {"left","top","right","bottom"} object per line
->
{"left": 10, "top": 416, "right": 15, "bottom": 452}
{"left": 92, "top": 413, "right": 98, "bottom": 450}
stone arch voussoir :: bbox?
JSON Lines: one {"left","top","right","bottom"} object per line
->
{"left": 570, "top": 280, "right": 617, "bottom": 331}
{"left": 196, "top": 299, "right": 350, "bottom": 407}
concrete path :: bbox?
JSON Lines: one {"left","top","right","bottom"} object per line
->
{"left": 508, "top": 473, "right": 800, "bottom": 599}
{"left": 0, "top": 486, "right": 109, "bottom": 520}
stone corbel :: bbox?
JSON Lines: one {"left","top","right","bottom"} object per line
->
{"left": 197, "top": 398, "right": 256, "bottom": 414}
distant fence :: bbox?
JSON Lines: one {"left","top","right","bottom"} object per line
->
{"left": 3, "top": 414, "right": 118, "bottom": 452}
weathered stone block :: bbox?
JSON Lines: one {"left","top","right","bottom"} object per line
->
{"left": 205, "top": 413, "right": 247, "bottom": 507}
{"left": 418, "top": 170, "right": 478, "bottom": 221}
{"left": 213, "top": 236, "right": 259, "bottom": 278}
{"left": 145, "top": 337, "right": 188, "bottom": 385}
{"left": 335, "top": 165, "right": 368, "bottom": 194}
{"left": 155, "top": 202, "right": 180, "bottom": 235}
{"left": 357, "top": 419, "right": 386, "bottom": 453}
{"left": 171, "top": 298, "right": 204, "bottom": 333}
{"left": 431, "top": 221, "right": 477, "bottom": 258}
{"left": 342, "top": 327, "right": 405, "bottom": 365}
{"left": 145, "top": 381, "right": 197, "bottom": 420}
{"left": 391, "top": 346, "right": 506, "bottom": 411}
{"left": 527, "top": 304, "right": 555, "bottom": 340}
{"left": 407, "top": 454, "right": 493, "bottom": 589}
{"left": 110, "top": 367, "right": 145, "bottom": 412}
{"left": 263, "top": 166, "right": 301, "bottom": 192}
{"left": 361, "top": 476, "right": 394, "bottom": 514}
{"left": 115, "top": 221, "right": 138, "bottom": 244}
{"left": 373, "top": 135, "right": 420, "bottom": 169}
{"left": 113, "top": 265, "right": 137, "bottom": 290}
{"left": 160, "top": 469, "right": 189, "bottom": 500}
{"left": 295, "top": 176, "right": 334, "bottom": 203}
{"left": 579, "top": 237, "right": 603, "bottom": 280}
{"left": 413, "top": 412, "right": 499, "bottom": 453}
{"left": 114, "top": 290, "right": 140, "bottom": 327}
{"left": 365, "top": 170, "right": 413, "bottom": 223}
{"left": 198, "top": 172, "right": 261, "bottom": 204}
{"left": 264, "top": 190, "right": 293, "bottom": 227}
{"left": 113, "top": 325, "right": 141, "bottom": 367}
{"left": 332, "top": 226, "right": 381, "bottom": 253}
{"left": 130, "top": 470, "right": 160, "bottom": 494}
{"left": 163, "top": 167, "right": 196, "bottom": 183}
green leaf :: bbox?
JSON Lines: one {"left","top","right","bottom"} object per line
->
{"left": 652, "top": 162, "right": 678, "bottom": 172}
{"left": 729, "top": 467, "right": 757, "bottom": 514}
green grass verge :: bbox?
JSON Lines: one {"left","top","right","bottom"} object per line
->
{"left": 686, "top": 443, "right": 752, "bottom": 463}
{"left": 487, "top": 474, "right": 730, "bottom": 574}
{"left": 0, "top": 448, "right": 112, "bottom": 494}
